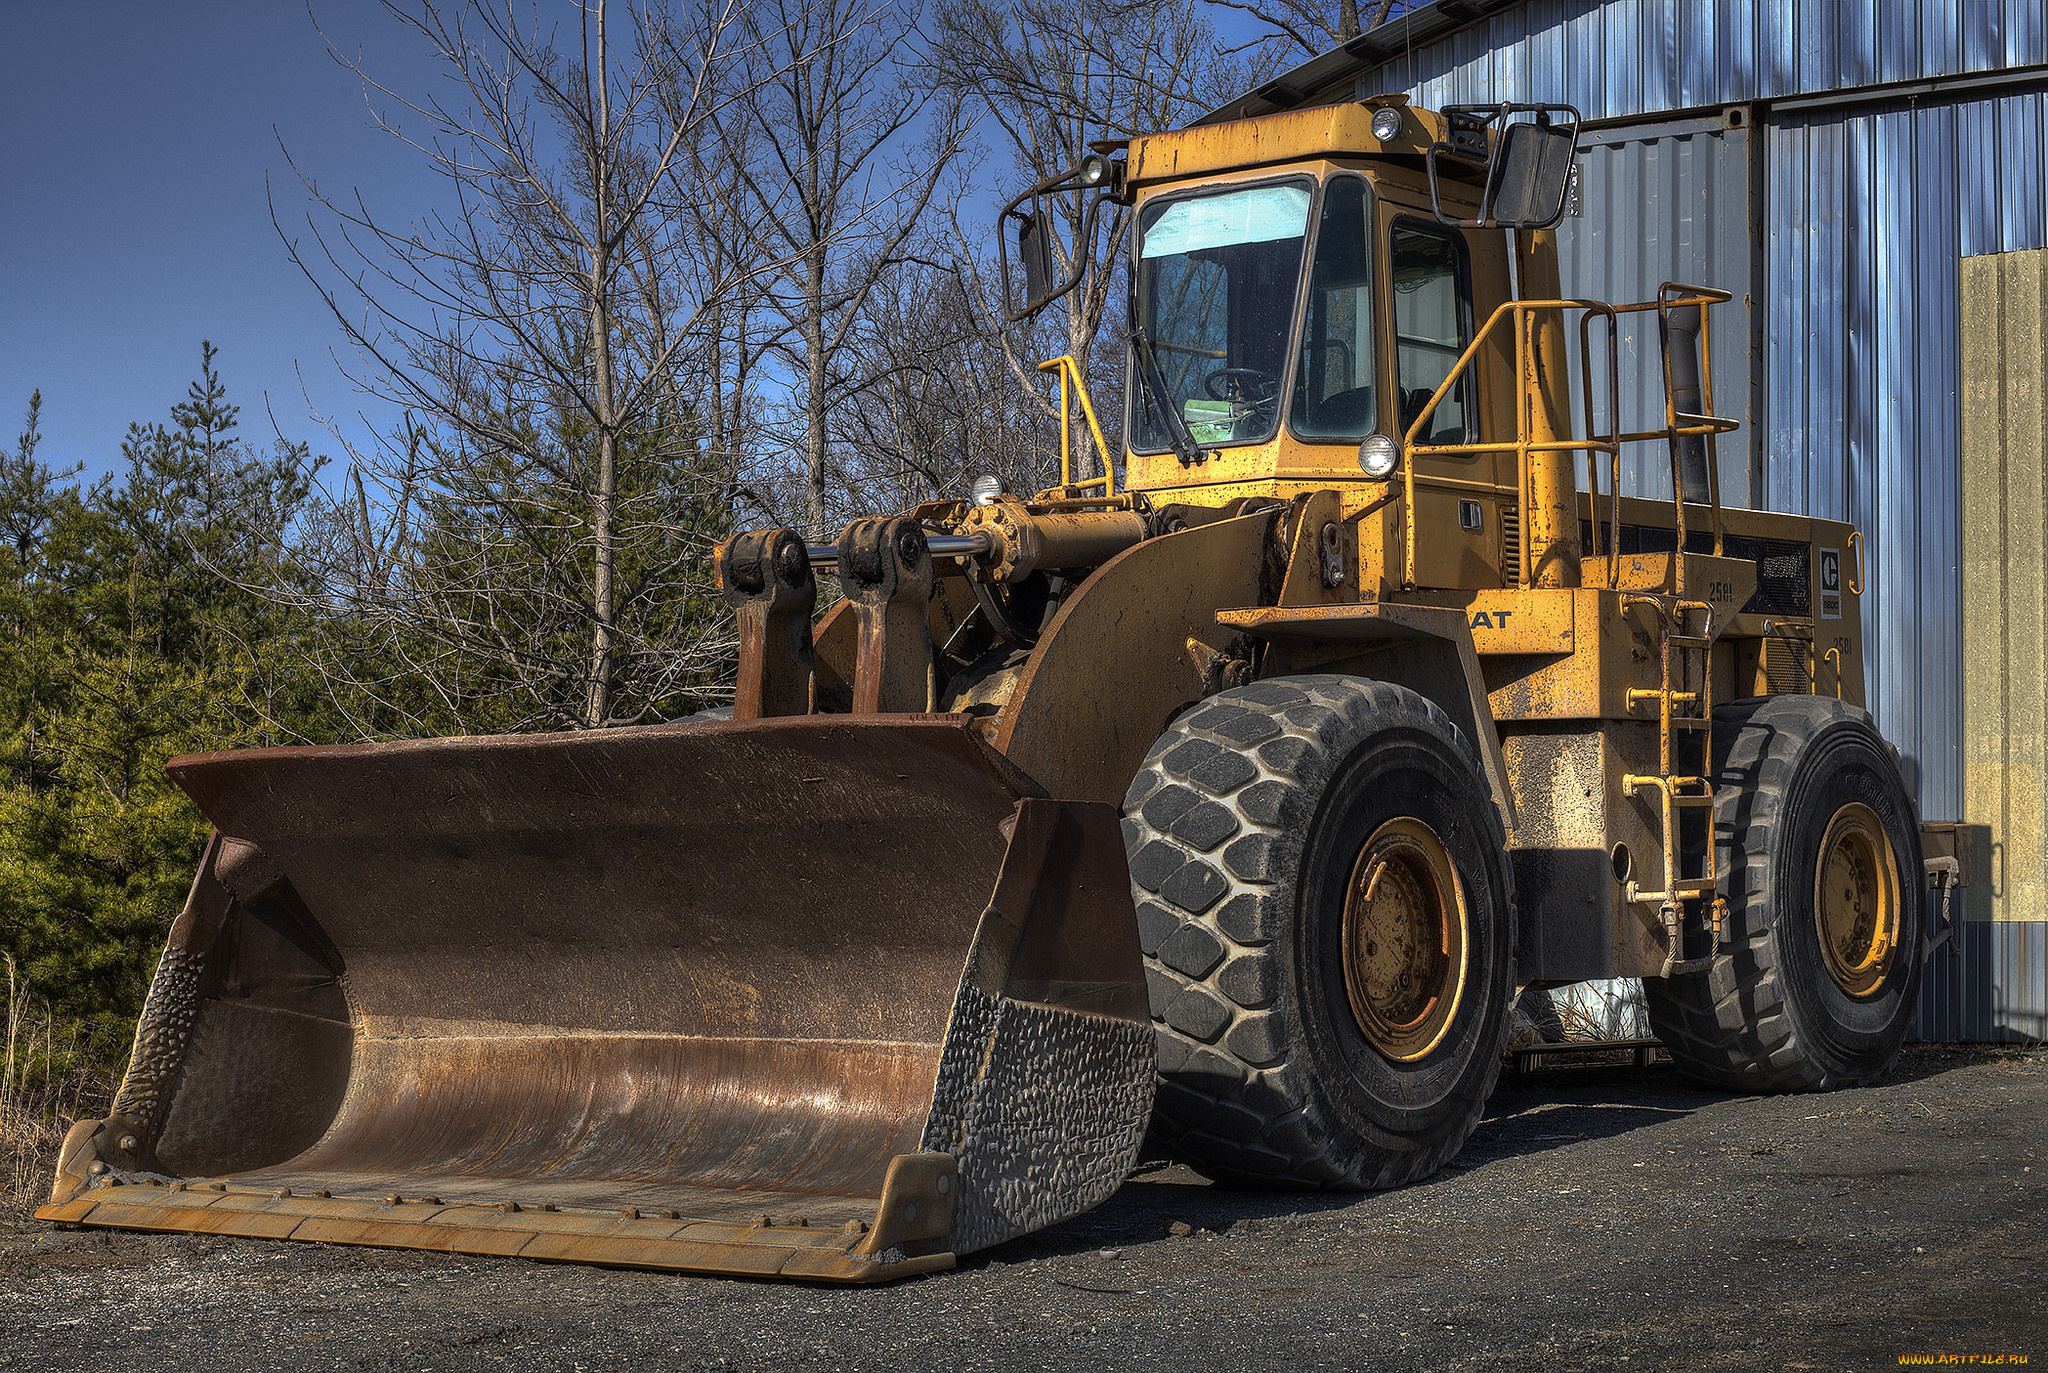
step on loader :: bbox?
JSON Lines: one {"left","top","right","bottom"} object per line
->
{"left": 45, "top": 97, "right": 1934, "bottom": 1281}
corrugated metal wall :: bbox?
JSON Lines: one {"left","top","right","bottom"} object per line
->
{"left": 1351, "top": 0, "right": 2048, "bottom": 1039}
{"left": 1921, "top": 923, "right": 2048, "bottom": 1042}
{"left": 1764, "top": 104, "right": 1972, "bottom": 839}
{"left": 1357, "top": 0, "right": 2048, "bottom": 120}
{"left": 1554, "top": 113, "right": 1755, "bottom": 505}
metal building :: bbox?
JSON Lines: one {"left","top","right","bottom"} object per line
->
{"left": 1206, "top": 0, "right": 2048, "bottom": 1040}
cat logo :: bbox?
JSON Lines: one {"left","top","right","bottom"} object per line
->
{"left": 1469, "top": 611, "right": 1513, "bottom": 630}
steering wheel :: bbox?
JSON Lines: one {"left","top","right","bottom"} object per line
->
{"left": 1203, "top": 366, "right": 1281, "bottom": 404}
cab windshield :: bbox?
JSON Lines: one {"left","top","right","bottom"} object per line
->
{"left": 1133, "top": 179, "right": 1312, "bottom": 451}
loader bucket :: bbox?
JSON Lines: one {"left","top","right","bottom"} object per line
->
{"left": 39, "top": 715, "right": 1153, "bottom": 1282}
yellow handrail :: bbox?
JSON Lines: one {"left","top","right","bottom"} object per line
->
{"left": 1037, "top": 356, "right": 1113, "bottom": 494}
{"left": 1400, "top": 287, "right": 1738, "bottom": 592}
{"left": 1400, "top": 297, "right": 1621, "bottom": 589}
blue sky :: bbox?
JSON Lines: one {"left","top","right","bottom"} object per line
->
{"left": 0, "top": 1, "right": 1332, "bottom": 482}
{"left": 1, "top": 2, "right": 449, "bottom": 477}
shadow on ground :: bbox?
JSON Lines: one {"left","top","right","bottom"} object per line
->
{"left": 980, "top": 1055, "right": 1727, "bottom": 1266}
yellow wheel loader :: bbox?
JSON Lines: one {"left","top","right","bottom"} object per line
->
{"left": 43, "top": 98, "right": 1933, "bottom": 1282}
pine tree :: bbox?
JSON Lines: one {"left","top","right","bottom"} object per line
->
{"left": 0, "top": 346, "right": 323, "bottom": 1052}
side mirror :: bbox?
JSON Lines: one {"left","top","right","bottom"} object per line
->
{"left": 1018, "top": 204, "right": 1055, "bottom": 309}
{"left": 997, "top": 155, "right": 1125, "bottom": 323}
{"left": 1490, "top": 119, "right": 1576, "bottom": 226}
{"left": 1427, "top": 104, "right": 1581, "bottom": 231}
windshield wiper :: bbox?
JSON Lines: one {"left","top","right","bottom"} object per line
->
{"left": 1131, "top": 327, "right": 1205, "bottom": 467}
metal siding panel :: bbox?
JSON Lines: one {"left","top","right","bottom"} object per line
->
{"left": 1958, "top": 99, "right": 2004, "bottom": 259}
{"left": 1563, "top": 0, "right": 1605, "bottom": 114}
{"left": 1918, "top": 923, "right": 1940, "bottom": 1041}
{"left": 2008, "top": 0, "right": 2045, "bottom": 68}
{"left": 1353, "top": 0, "right": 2041, "bottom": 116}
{"left": 1424, "top": 27, "right": 1465, "bottom": 106}
{"left": 1809, "top": 118, "right": 1848, "bottom": 522}
{"left": 1916, "top": 103, "right": 1963, "bottom": 825}
{"left": 1876, "top": 0, "right": 1914, "bottom": 84}
{"left": 1867, "top": 110, "right": 1906, "bottom": 767}
{"left": 1713, "top": 124, "right": 1756, "bottom": 509}
{"left": 1718, "top": 0, "right": 1757, "bottom": 102}
{"left": 1697, "top": 129, "right": 1753, "bottom": 508}
{"left": 1845, "top": 109, "right": 1878, "bottom": 719}
{"left": 1964, "top": 0, "right": 2003, "bottom": 72}
{"left": 1554, "top": 123, "right": 1753, "bottom": 505}
{"left": 1525, "top": 0, "right": 1569, "bottom": 106}
{"left": 1765, "top": 117, "right": 1810, "bottom": 513}
{"left": 2033, "top": 925, "right": 2047, "bottom": 1037}
{"left": 1798, "top": 0, "right": 1836, "bottom": 97}
{"left": 1605, "top": 0, "right": 1642, "bottom": 120}
{"left": 1488, "top": 9, "right": 1527, "bottom": 102}
{"left": 1960, "top": 925, "right": 1987, "bottom": 1041}
{"left": 1924, "top": 0, "right": 1963, "bottom": 78}
{"left": 1925, "top": 914, "right": 1957, "bottom": 1041}
{"left": 1912, "top": 922, "right": 2048, "bottom": 1043}
{"left": 1645, "top": 0, "right": 1679, "bottom": 114}
{"left": 1993, "top": 922, "right": 2048, "bottom": 1040}
{"left": 1837, "top": 0, "right": 1877, "bottom": 90}
{"left": 1678, "top": 0, "right": 1713, "bottom": 109}
{"left": 2022, "top": 924, "right": 2046, "bottom": 1038}
{"left": 1459, "top": 19, "right": 1496, "bottom": 101}
{"left": 2001, "top": 94, "right": 2045, "bottom": 252}
{"left": 1757, "top": 0, "right": 1799, "bottom": 99}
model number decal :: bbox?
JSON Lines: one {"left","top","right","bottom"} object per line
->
{"left": 1469, "top": 611, "right": 1513, "bottom": 629}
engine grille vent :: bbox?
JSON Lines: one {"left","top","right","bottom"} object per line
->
{"left": 1722, "top": 534, "right": 1812, "bottom": 618}
{"left": 1577, "top": 520, "right": 1813, "bottom": 618}
{"left": 1762, "top": 626, "right": 1814, "bottom": 695}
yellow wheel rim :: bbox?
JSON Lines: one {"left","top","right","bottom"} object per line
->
{"left": 1813, "top": 802, "right": 1900, "bottom": 999}
{"left": 1341, "top": 817, "right": 1469, "bottom": 1061}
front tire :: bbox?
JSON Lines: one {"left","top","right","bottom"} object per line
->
{"left": 1120, "top": 675, "right": 1515, "bottom": 1189}
{"left": 1646, "top": 695, "right": 1924, "bottom": 1090}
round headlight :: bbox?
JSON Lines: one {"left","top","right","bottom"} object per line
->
{"left": 1370, "top": 107, "right": 1404, "bottom": 142}
{"left": 1358, "top": 434, "right": 1401, "bottom": 478}
{"left": 1079, "top": 153, "right": 1109, "bottom": 186}
{"left": 970, "top": 473, "right": 1006, "bottom": 505}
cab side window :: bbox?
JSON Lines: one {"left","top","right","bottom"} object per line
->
{"left": 1290, "top": 176, "right": 1377, "bottom": 439}
{"left": 1389, "top": 221, "right": 1473, "bottom": 445}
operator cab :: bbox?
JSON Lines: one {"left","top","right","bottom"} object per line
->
{"left": 1001, "top": 100, "right": 1579, "bottom": 511}
{"left": 1129, "top": 172, "right": 1474, "bottom": 456}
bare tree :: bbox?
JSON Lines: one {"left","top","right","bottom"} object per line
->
{"left": 831, "top": 257, "right": 1064, "bottom": 512}
{"left": 928, "top": 0, "right": 1274, "bottom": 480}
{"left": 651, "top": 11, "right": 781, "bottom": 530}
{"left": 1211, "top": 0, "right": 1414, "bottom": 67}
{"left": 707, "top": 0, "right": 968, "bottom": 540}
{"left": 276, "top": 0, "right": 779, "bottom": 733}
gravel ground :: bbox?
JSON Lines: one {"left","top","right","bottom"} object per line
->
{"left": 5, "top": 1044, "right": 2043, "bottom": 1371}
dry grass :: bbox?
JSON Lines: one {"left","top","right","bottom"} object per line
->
{"left": 0, "top": 957, "right": 115, "bottom": 1221}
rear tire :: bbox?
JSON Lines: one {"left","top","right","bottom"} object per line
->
{"left": 1646, "top": 695, "right": 1924, "bottom": 1090}
{"left": 1120, "top": 675, "right": 1515, "bottom": 1189}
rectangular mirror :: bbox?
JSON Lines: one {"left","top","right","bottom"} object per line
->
{"left": 1490, "top": 119, "right": 1576, "bottom": 227}
{"left": 1019, "top": 204, "right": 1055, "bottom": 309}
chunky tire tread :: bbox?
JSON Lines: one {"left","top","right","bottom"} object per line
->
{"left": 1646, "top": 695, "right": 1923, "bottom": 1093}
{"left": 1121, "top": 674, "right": 1511, "bottom": 1190}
